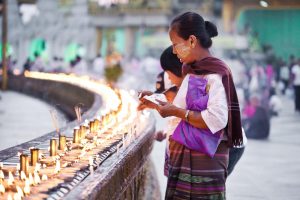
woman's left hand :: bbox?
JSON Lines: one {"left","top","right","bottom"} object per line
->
{"left": 156, "top": 100, "right": 178, "bottom": 118}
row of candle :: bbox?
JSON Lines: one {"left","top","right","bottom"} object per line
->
{"left": 0, "top": 72, "right": 144, "bottom": 199}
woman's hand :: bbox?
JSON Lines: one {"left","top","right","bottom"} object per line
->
{"left": 137, "top": 99, "right": 158, "bottom": 110}
{"left": 156, "top": 100, "right": 178, "bottom": 118}
{"left": 138, "top": 91, "right": 153, "bottom": 99}
{"left": 137, "top": 91, "right": 158, "bottom": 110}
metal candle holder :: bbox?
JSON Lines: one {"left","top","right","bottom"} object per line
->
{"left": 50, "top": 139, "right": 57, "bottom": 156}
{"left": 30, "top": 148, "right": 39, "bottom": 166}
{"left": 20, "top": 154, "right": 29, "bottom": 175}
{"left": 73, "top": 128, "right": 80, "bottom": 143}
{"left": 59, "top": 135, "right": 66, "bottom": 151}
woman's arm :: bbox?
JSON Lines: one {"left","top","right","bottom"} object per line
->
{"left": 156, "top": 74, "right": 228, "bottom": 133}
{"left": 156, "top": 101, "right": 208, "bottom": 129}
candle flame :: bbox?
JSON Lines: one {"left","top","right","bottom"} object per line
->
{"left": 42, "top": 174, "right": 48, "bottom": 181}
{"left": 28, "top": 173, "right": 34, "bottom": 185}
{"left": 0, "top": 183, "right": 5, "bottom": 194}
{"left": 54, "top": 160, "right": 60, "bottom": 174}
{"left": 20, "top": 171, "right": 27, "bottom": 181}
{"left": 89, "top": 156, "right": 93, "bottom": 166}
{"left": 16, "top": 185, "right": 24, "bottom": 198}
{"left": 34, "top": 172, "right": 41, "bottom": 184}
{"left": 8, "top": 171, "right": 14, "bottom": 186}
{"left": 23, "top": 179, "right": 30, "bottom": 195}
{"left": 0, "top": 170, "right": 4, "bottom": 179}
{"left": 13, "top": 193, "right": 22, "bottom": 200}
{"left": 34, "top": 163, "right": 41, "bottom": 173}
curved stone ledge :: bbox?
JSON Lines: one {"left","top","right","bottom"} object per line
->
{"left": 65, "top": 117, "right": 157, "bottom": 200}
{"left": 0, "top": 74, "right": 158, "bottom": 199}
{"left": 7, "top": 75, "right": 96, "bottom": 120}
{"left": 0, "top": 75, "right": 102, "bottom": 161}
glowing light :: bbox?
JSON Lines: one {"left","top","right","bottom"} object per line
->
{"left": 34, "top": 172, "right": 41, "bottom": 184}
{"left": 16, "top": 186, "right": 24, "bottom": 198}
{"left": 41, "top": 174, "right": 48, "bottom": 181}
{"left": 89, "top": 156, "right": 93, "bottom": 166}
{"left": 8, "top": 171, "right": 14, "bottom": 186}
{"left": 0, "top": 170, "right": 4, "bottom": 179}
{"left": 28, "top": 173, "right": 34, "bottom": 185}
{"left": 20, "top": 171, "right": 27, "bottom": 181}
{"left": 0, "top": 183, "right": 5, "bottom": 194}
{"left": 24, "top": 72, "right": 121, "bottom": 112}
{"left": 34, "top": 163, "right": 41, "bottom": 173}
{"left": 24, "top": 179, "right": 30, "bottom": 195}
{"left": 260, "top": 0, "right": 268, "bottom": 7}
{"left": 54, "top": 160, "right": 60, "bottom": 174}
{"left": 13, "top": 193, "right": 22, "bottom": 200}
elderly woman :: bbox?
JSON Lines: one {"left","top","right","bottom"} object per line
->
{"left": 140, "top": 12, "right": 243, "bottom": 200}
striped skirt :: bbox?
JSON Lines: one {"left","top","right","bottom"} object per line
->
{"left": 165, "top": 138, "right": 229, "bottom": 200}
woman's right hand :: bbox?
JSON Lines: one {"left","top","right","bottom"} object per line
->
{"left": 137, "top": 99, "right": 159, "bottom": 110}
{"left": 138, "top": 90, "right": 154, "bottom": 99}
{"left": 137, "top": 91, "right": 157, "bottom": 110}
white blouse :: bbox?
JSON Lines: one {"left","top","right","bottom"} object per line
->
{"left": 174, "top": 74, "right": 228, "bottom": 134}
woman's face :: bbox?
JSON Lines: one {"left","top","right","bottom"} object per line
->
{"left": 166, "top": 70, "right": 182, "bottom": 87}
{"left": 169, "top": 29, "right": 194, "bottom": 64}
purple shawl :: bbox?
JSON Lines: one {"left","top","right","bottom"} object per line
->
{"left": 172, "top": 75, "right": 223, "bottom": 157}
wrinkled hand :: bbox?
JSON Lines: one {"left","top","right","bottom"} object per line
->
{"left": 156, "top": 100, "right": 177, "bottom": 118}
{"left": 137, "top": 100, "right": 158, "bottom": 110}
{"left": 155, "top": 131, "right": 167, "bottom": 142}
{"left": 138, "top": 90, "right": 153, "bottom": 100}
{"left": 137, "top": 91, "right": 158, "bottom": 111}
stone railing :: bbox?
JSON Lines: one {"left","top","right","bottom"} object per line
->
{"left": 0, "top": 74, "right": 158, "bottom": 199}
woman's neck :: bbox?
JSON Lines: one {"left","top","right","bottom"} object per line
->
{"left": 193, "top": 46, "right": 212, "bottom": 62}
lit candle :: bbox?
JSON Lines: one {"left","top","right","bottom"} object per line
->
{"left": 41, "top": 174, "right": 48, "bottom": 181}
{"left": 80, "top": 125, "right": 87, "bottom": 139}
{"left": 20, "top": 154, "right": 29, "bottom": 175}
{"left": 89, "top": 121, "right": 94, "bottom": 133}
{"left": 30, "top": 148, "right": 39, "bottom": 166}
{"left": 50, "top": 139, "right": 57, "bottom": 157}
{"left": 95, "top": 118, "right": 101, "bottom": 130}
{"left": 8, "top": 171, "right": 14, "bottom": 185}
{"left": 73, "top": 128, "right": 80, "bottom": 144}
{"left": 0, "top": 170, "right": 4, "bottom": 179}
{"left": 0, "top": 182, "right": 5, "bottom": 194}
{"left": 23, "top": 179, "right": 30, "bottom": 195}
{"left": 16, "top": 186, "right": 24, "bottom": 198}
{"left": 59, "top": 135, "right": 66, "bottom": 151}
{"left": 34, "top": 172, "right": 41, "bottom": 184}
{"left": 20, "top": 171, "right": 26, "bottom": 181}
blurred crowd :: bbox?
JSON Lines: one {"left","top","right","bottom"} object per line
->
{"left": 224, "top": 50, "right": 300, "bottom": 140}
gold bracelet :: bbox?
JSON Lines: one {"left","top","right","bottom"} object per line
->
{"left": 185, "top": 110, "right": 190, "bottom": 122}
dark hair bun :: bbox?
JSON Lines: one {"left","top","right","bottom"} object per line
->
{"left": 205, "top": 21, "right": 218, "bottom": 38}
